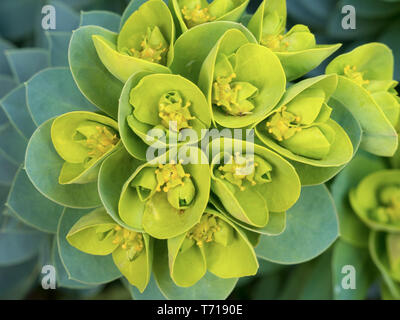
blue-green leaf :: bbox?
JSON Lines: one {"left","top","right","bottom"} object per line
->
{"left": 7, "top": 167, "right": 63, "bottom": 233}
{"left": 5, "top": 49, "right": 50, "bottom": 83}
{"left": 256, "top": 185, "right": 339, "bottom": 264}
{"left": 332, "top": 240, "right": 376, "bottom": 300}
{"left": 1, "top": 84, "right": 36, "bottom": 139}
{"left": 80, "top": 10, "right": 121, "bottom": 32}
{"left": 26, "top": 67, "right": 98, "bottom": 126}
{"left": 46, "top": 32, "right": 71, "bottom": 67}
{"left": 0, "top": 122, "right": 27, "bottom": 164}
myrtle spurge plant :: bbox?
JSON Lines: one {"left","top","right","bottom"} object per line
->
{"left": 1, "top": 0, "right": 399, "bottom": 300}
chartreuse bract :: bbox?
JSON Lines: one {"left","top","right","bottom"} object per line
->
{"left": 350, "top": 170, "right": 400, "bottom": 232}
{"left": 167, "top": 208, "right": 258, "bottom": 287}
{"left": 326, "top": 43, "right": 400, "bottom": 157}
{"left": 247, "top": 0, "right": 341, "bottom": 81}
{"left": 331, "top": 152, "right": 400, "bottom": 300}
{"left": 198, "top": 28, "right": 286, "bottom": 128}
{"left": 119, "top": 72, "right": 211, "bottom": 153}
{"left": 256, "top": 74, "right": 353, "bottom": 185}
{"left": 208, "top": 138, "right": 300, "bottom": 229}
{"left": 51, "top": 111, "right": 120, "bottom": 184}
{"left": 353, "top": 171, "right": 400, "bottom": 297}
{"left": 170, "top": 0, "right": 249, "bottom": 32}
{"left": 92, "top": 0, "right": 175, "bottom": 82}
{"left": 118, "top": 147, "right": 210, "bottom": 239}
{"left": 66, "top": 207, "right": 152, "bottom": 292}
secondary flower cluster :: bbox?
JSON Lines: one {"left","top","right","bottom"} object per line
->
{"left": 24, "top": 0, "right": 400, "bottom": 293}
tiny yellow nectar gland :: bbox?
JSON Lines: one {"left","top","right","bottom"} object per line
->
{"left": 187, "top": 214, "right": 221, "bottom": 247}
{"left": 343, "top": 65, "right": 370, "bottom": 87}
{"left": 218, "top": 152, "right": 258, "bottom": 191}
{"left": 181, "top": 4, "right": 216, "bottom": 28}
{"left": 155, "top": 160, "right": 191, "bottom": 193}
{"left": 266, "top": 106, "right": 302, "bottom": 142}
{"left": 86, "top": 126, "right": 119, "bottom": 161}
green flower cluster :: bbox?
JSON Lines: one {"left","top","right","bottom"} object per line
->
{"left": 22, "top": 0, "right": 399, "bottom": 295}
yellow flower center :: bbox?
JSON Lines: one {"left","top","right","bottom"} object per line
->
{"left": 266, "top": 106, "right": 302, "bottom": 142}
{"left": 212, "top": 73, "right": 256, "bottom": 116}
{"left": 181, "top": 4, "right": 216, "bottom": 28}
{"left": 261, "top": 34, "right": 289, "bottom": 52}
{"left": 129, "top": 27, "right": 168, "bottom": 64}
{"left": 85, "top": 126, "right": 119, "bottom": 162}
{"left": 112, "top": 226, "right": 144, "bottom": 261}
{"left": 218, "top": 153, "right": 258, "bottom": 191}
{"left": 187, "top": 214, "right": 221, "bottom": 247}
{"left": 343, "top": 65, "right": 370, "bottom": 87}
{"left": 158, "top": 91, "right": 195, "bottom": 132}
{"left": 155, "top": 161, "right": 191, "bottom": 193}
{"left": 373, "top": 185, "right": 400, "bottom": 224}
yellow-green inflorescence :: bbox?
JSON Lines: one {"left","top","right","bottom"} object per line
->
{"left": 266, "top": 106, "right": 302, "bottom": 142}
{"left": 158, "top": 91, "right": 195, "bottom": 132}
{"left": 217, "top": 152, "right": 272, "bottom": 191}
{"left": 371, "top": 185, "right": 400, "bottom": 224}
{"left": 97, "top": 225, "right": 144, "bottom": 261}
{"left": 155, "top": 160, "right": 196, "bottom": 209}
{"left": 181, "top": 4, "right": 216, "bottom": 28}
{"left": 74, "top": 123, "right": 119, "bottom": 167}
{"left": 127, "top": 26, "right": 169, "bottom": 64}
{"left": 343, "top": 65, "right": 370, "bottom": 88}
{"left": 186, "top": 213, "right": 233, "bottom": 248}
{"left": 212, "top": 54, "right": 259, "bottom": 116}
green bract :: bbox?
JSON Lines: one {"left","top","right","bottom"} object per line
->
{"left": 198, "top": 28, "right": 286, "bottom": 128}
{"left": 248, "top": 0, "right": 341, "bottom": 81}
{"left": 120, "top": 72, "right": 211, "bottom": 150}
{"left": 256, "top": 74, "right": 353, "bottom": 184}
{"left": 350, "top": 170, "right": 400, "bottom": 232}
{"left": 326, "top": 43, "right": 399, "bottom": 157}
{"left": 167, "top": 208, "right": 258, "bottom": 287}
{"left": 66, "top": 208, "right": 152, "bottom": 292}
{"left": 51, "top": 111, "right": 120, "bottom": 184}
{"left": 209, "top": 138, "right": 300, "bottom": 228}
{"left": 118, "top": 147, "right": 210, "bottom": 239}
{"left": 170, "top": 0, "right": 249, "bottom": 32}
{"left": 92, "top": 0, "right": 174, "bottom": 82}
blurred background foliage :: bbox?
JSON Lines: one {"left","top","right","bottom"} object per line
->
{"left": 0, "top": 0, "right": 398, "bottom": 299}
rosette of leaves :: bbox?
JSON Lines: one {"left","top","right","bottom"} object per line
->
{"left": 350, "top": 170, "right": 400, "bottom": 232}
{"left": 247, "top": 0, "right": 341, "bottom": 81}
{"left": 91, "top": 0, "right": 175, "bottom": 82}
{"left": 198, "top": 28, "right": 286, "bottom": 128}
{"left": 348, "top": 168, "right": 400, "bottom": 294}
{"left": 208, "top": 138, "right": 300, "bottom": 230}
{"left": 119, "top": 72, "right": 211, "bottom": 156}
{"left": 330, "top": 151, "right": 400, "bottom": 300}
{"left": 326, "top": 43, "right": 400, "bottom": 157}
{"left": 169, "top": 0, "right": 250, "bottom": 32}
{"left": 166, "top": 208, "right": 258, "bottom": 287}
{"left": 256, "top": 74, "right": 354, "bottom": 185}
{"left": 66, "top": 207, "right": 152, "bottom": 292}
{"left": 116, "top": 147, "right": 210, "bottom": 239}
